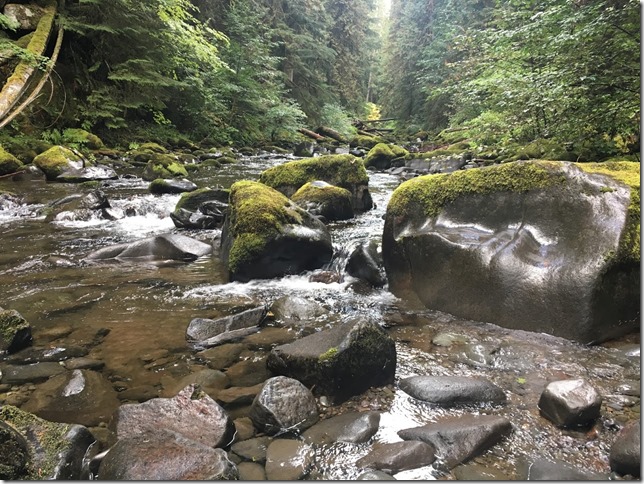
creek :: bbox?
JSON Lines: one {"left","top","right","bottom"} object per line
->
{"left": 0, "top": 152, "right": 639, "bottom": 480}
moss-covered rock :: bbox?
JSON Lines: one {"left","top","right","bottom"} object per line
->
{"left": 259, "top": 154, "right": 373, "bottom": 212}
{"left": 383, "top": 160, "right": 640, "bottom": 343}
{"left": 149, "top": 178, "right": 197, "bottom": 194}
{"left": 0, "top": 308, "right": 32, "bottom": 353}
{"left": 415, "top": 141, "right": 473, "bottom": 160}
{"left": 291, "top": 181, "right": 354, "bottom": 221}
{"left": 138, "top": 142, "right": 167, "bottom": 153}
{"left": 221, "top": 181, "right": 333, "bottom": 281}
{"left": 509, "top": 138, "right": 576, "bottom": 162}
{"left": 349, "top": 135, "right": 385, "bottom": 150}
{"left": 33, "top": 146, "right": 84, "bottom": 181}
{"left": 0, "top": 405, "right": 96, "bottom": 479}
{"left": 364, "top": 143, "right": 409, "bottom": 170}
{"left": 0, "top": 146, "right": 23, "bottom": 175}
{"left": 175, "top": 187, "right": 229, "bottom": 212}
{"left": 142, "top": 154, "right": 188, "bottom": 181}
{"left": 63, "top": 129, "right": 104, "bottom": 150}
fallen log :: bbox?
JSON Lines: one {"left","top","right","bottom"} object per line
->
{"left": 316, "top": 126, "right": 347, "bottom": 143}
{"left": 299, "top": 128, "right": 325, "bottom": 141}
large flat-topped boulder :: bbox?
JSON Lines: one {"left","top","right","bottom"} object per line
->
{"left": 382, "top": 160, "right": 640, "bottom": 343}
{"left": 220, "top": 181, "right": 333, "bottom": 281}
{"left": 259, "top": 154, "right": 373, "bottom": 212}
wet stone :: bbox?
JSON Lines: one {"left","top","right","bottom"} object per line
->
{"left": 0, "top": 362, "right": 66, "bottom": 384}
{"left": 302, "top": 411, "right": 380, "bottom": 445}
{"left": 269, "top": 295, "right": 329, "bottom": 327}
{"left": 187, "top": 306, "right": 267, "bottom": 348}
{"left": 7, "top": 345, "right": 88, "bottom": 364}
{"left": 454, "top": 343, "right": 500, "bottom": 367}
{"left": 609, "top": 419, "right": 640, "bottom": 477}
{"left": 225, "top": 356, "right": 272, "bottom": 387}
{"left": 232, "top": 417, "right": 255, "bottom": 442}
{"left": 243, "top": 326, "right": 297, "bottom": 350}
{"left": 161, "top": 368, "right": 229, "bottom": 398}
{"left": 538, "top": 378, "right": 602, "bottom": 427}
{"left": 217, "top": 383, "right": 263, "bottom": 405}
{"left": 0, "top": 308, "right": 32, "bottom": 354}
{"left": 357, "top": 470, "right": 397, "bottom": 480}
{"left": 238, "top": 461, "right": 266, "bottom": 480}
{"left": 116, "top": 384, "right": 159, "bottom": 402}
{"left": 399, "top": 375, "right": 507, "bottom": 406}
{"left": 431, "top": 332, "right": 469, "bottom": 347}
{"left": 356, "top": 441, "right": 436, "bottom": 473}
{"left": 452, "top": 462, "right": 513, "bottom": 480}
{"left": 397, "top": 414, "right": 513, "bottom": 470}
{"left": 250, "top": 376, "right": 319, "bottom": 435}
{"left": 265, "top": 439, "right": 314, "bottom": 480}
{"left": 0, "top": 420, "right": 29, "bottom": 479}
{"left": 231, "top": 436, "right": 271, "bottom": 464}
{"left": 517, "top": 456, "right": 607, "bottom": 480}
{"left": 616, "top": 381, "right": 641, "bottom": 397}
{"left": 63, "top": 357, "right": 105, "bottom": 371}
{"left": 197, "top": 343, "right": 245, "bottom": 370}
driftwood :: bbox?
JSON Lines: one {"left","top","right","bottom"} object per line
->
{"left": 316, "top": 126, "right": 347, "bottom": 143}
{"left": 298, "top": 128, "right": 325, "bottom": 140}
{"left": 357, "top": 118, "right": 396, "bottom": 124}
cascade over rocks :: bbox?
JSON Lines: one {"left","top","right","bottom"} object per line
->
{"left": 259, "top": 154, "right": 373, "bottom": 212}
{"left": 170, "top": 186, "right": 229, "bottom": 229}
{"left": 397, "top": 414, "right": 513, "bottom": 469}
{"left": 399, "top": 375, "right": 506, "bottom": 406}
{"left": 85, "top": 233, "right": 211, "bottom": 262}
{"left": 267, "top": 317, "right": 396, "bottom": 402}
{"left": 382, "top": 160, "right": 640, "bottom": 343}
{"left": 221, "top": 181, "right": 333, "bottom": 281}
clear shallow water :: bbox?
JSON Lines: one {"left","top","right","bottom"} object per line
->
{"left": 0, "top": 154, "right": 639, "bottom": 480}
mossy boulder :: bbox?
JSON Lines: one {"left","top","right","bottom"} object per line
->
{"left": 221, "top": 181, "right": 333, "bottom": 282}
{"left": 0, "top": 146, "right": 23, "bottom": 175}
{"left": 383, "top": 160, "right": 640, "bottom": 343}
{"left": 149, "top": 178, "right": 197, "bottom": 194}
{"left": 259, "top": 154, "right": 373, "bottom": 212}
{"left": 170, "top": 187, "right": 229, "bottom": 229}
{"left": 509, "top": 138, "right": 576, "bottom": 162}
{"left": 349, "top": 134, "right": 385, "bottom": 150}
{"left": 0, "top": 307, "right": 32, "bottom": 354}
{"left": 142, "top": 154, "right": 188, "bottom": 181}
{"left": 33, "top": 146, "right": 84, "bottom": 181}
{"left": 364, "top": 143, "right": 409, "bottom": 170}
{"left": 63, "top": 129, "right": 104, "bottom": 150}
{"left": 291, "top": 181, "right": 354, "bottom": 221}
{"left": 266, "top": 317, "right": 397, "bottom": 403}
{"left": 0, "top": 405, "right": 97, "bottom": 479}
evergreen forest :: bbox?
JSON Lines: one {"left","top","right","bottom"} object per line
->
{"left": 0, "top": 0, "right": 640, "bottom": 160}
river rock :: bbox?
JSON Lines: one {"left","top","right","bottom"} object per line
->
{"left": 97, "top": 429, "right": 238, "bottom": 480}
{"left": 170, "top": 187, "right": 229, "bottom": 229}
{"left": 0, "top": 308, "right": 32, "bottom": 354}
{"left": 357, "top": 470, "right": 397, "bottom": 480}
{"left": 33, "top": 146, "right": 84, "bottom": 181}
{"left": 22, "top": 369, "right": 119, "bottom": 427}
{"left": 1, "top": 362, "right": 66, "bottom": 384}
{"left": 269, "top": 295, "right": 329, "bottom": 327}
{"left": 56, "top": 165, "right": 118, "bottom": 183}
{"left": 216, "top": 382, "right": 263, "bottom": 405}
{"left": 382, "top": 160, "right": 640, "bottom": 343}
{"left": 0, "top": 405, "right": 96, "bottom": 479}
{"left": 141, "top": 153, "right": 188, "bottom": 181}
{"left": 110, "top": 384, "right": 234, "bottom": 448}
{"left": 7, "top": 345, "right": 88, "bottom": 364}
{"left": 149, "top": 178, "right": 197, "bottom": 194}
{"left": 356, "top": 441, "right": 436, "bottom": 473}
{"left": 609, "top": 419, "right": 640, "bottom": 477}
{"left": 221, "top": 181, "right": 333, "bottom": 281}
{"left": 186, "top": 305, "right": 267, "bottom": 348}
{"left": 259, "top": 154, "right": 373, "bottom": 212}
{"left": 397, "top": 414, "right": 512, "bottom": 469}
{"left": 452, "top": 462, "right": 512, "bottom": 480}
{"left": 302, "top": 411, "right": 380, "bottom": 445}
{"left": 267, "top": 317, "right": 396, "bottom": 402}
{"left": 197, "top": 343, "right": 244, "bottom": 369}
{"left": 161, "top": 368, "right": 229, "bottom": 398}
{"left": 249, "top": 376, "right": 319, "bottom": 435}
{"left": 0, "top": 146, "right": 23, "bottom": 176}
{"left": 364, "top": 143, "right": 409, "bottom": 170}
{"left": 3, "top": 4, "right": 47, "bottom": 30}
{"left": 0, "top": 420, "right": 29, "bottom": 479}
{"left": 265, "top": 439, "right": 313, "bottom": 480}
{"left": 538, "top": 378, "right": 602, "bottom": 427}
{"left": 406, "top": 155, "right": 467, "bottom": 174}
{"left": 85, "top": 233, "right": 211, "bottom": 262}
{"left": 231, "top": 436, "right": 271, "bottom": 463}
{"left": 291, "top": 180, "right": 354, "bottom": 221}
{"left": 45, "top": 190, "right": 112, "bottom": 223}
{"left": 346, "top": 240, "right": 386, "bottom": 287}
{"left": 517, "top": 456, "right": 606, "bottom": 480}
{"left": 399, "top": 375, "right": 506, "bottom": 406}
{"left": 225, "top": 356, "right": 272, "bottom": 387}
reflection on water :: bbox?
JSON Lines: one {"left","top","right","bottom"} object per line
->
{"left": 0, "top": 154, "right": 639, "bottom": 480}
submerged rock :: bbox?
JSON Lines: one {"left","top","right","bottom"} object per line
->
{"left": 265, "top": 439, "right": 314, "bottom": 480}
{"left": 269, "top": 295, "right": 329, "bottom": 327}
{"left": 356, "top": 441, "right": 436, "bottom": 473}
{"left": 0, "top": 307, "right": 32, "bottom": 354}
{"left": 98, "top": 429, "right": 238, "bottom": 480}
{"left": 149, "top": 178, "right": 197, "bottom": 194}
{"left": 398, "top": 414, "right": 513, "bottom": 469}
{"left": 538, "top": 378, "right": 602, "bottom": 427}
{"left": 518, "top": 456, "right": 606, "bottom": 480}
{"left": 609, "top": 419, "right": 640, "bottom": 477}
{"left": 399, "top": 375, "right": 506, "bottom": 406}
{"left": 85, "top": 233, "right": 211, "bottom": 262}
{"left": 221, "top": 181, "right": 333, "bottom": 281}
{"left": 357, "top": 470, "right": 397, "bottom": 480}
{"left": 249, "top": 376, "right": 319, "bottom": 435}
{"left": 302, "top": 411, "right": 380, "bottom": 445}
{"left": 383, "top": 160, "right": 640, "bottom": 343}
{"left": 110, "top": 384, "right": 234, "bottom": 449}
{"left": 267, "top": 318, "right": 396, "bottom": 402}
{"left": 186, "top": 305, "right": 267, "bottom": 348}
{"left": 0, "top": 405, "right": 96, "bottom": 480}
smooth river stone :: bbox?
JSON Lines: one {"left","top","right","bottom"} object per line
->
{"left": 399, "top": 375, "right": 506, "bottom": 406}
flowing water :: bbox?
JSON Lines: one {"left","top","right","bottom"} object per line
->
{"left": 0, "top": 153, "right": 639, "bottom": 480}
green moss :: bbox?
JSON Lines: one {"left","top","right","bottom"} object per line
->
{"left": 138, "top": 142, "right": 167, "bottom": 153}
{"left": 576, "top": 161, "right": 640, "bottom": 264}
{"left": 201, "top": 158, "right": 221, "bottom": 168}
{"left": 142, "top": 154, "right": 188, "bottom": 181}
{"left": 184, "top": 164, "right": 199, "bottom": 172}
{"left": 175, "top": 187, "right": 229, "bottom": 212}
{"left": 364, "top": 143, "right": 409, "bottom": 168}
{"left": 15, "top": 32, "right": 34, "bottom": 49}
{"left": 416, "top": 142, "right": 473, "bottom": 160}
{"left": 0, "top": 405, "right": 72, "bottom": 480}
{"left": 0, "top": 146, "right": 23, "bottom": 176}
{"left": 510, "top": 138, "right": 575, "bottom": 162}
{"left": 388, "top": 160, "right": 566, "bottom": 219}
{"left": 63, "top": 129, "right": 104, "bottom": 150}
{"left": 292, "top": 182, "right": 352, "bottom": 205}
{"left": 79, "top": 180, "right": 101, "bottom": 189}
{"left": 33, "top": 146, "right": 83, "bottom": 180}
{"left": 349, "top": 135, "right": 384, "bottom": 149}
{"left": 227, "top": 181, "right": 302, "bottom": 272}
{"left": 318, "top": 347, "right": 338, "bottom": 362}
{"left": 0, "top": 309, "right": 28, "bottom": 343}
{"left": 259, "top": 154, "right": 368, "bottom": 194}
{"left": 218, "top": 156, "right": 237, "bottom": 164}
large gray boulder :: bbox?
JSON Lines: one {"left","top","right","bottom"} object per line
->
{"left": 249, "top": 376, "right": 319, "bottom": 435}
{"left": 85, "top": 233, "right": 211, "bottom": 262}
{"left": 538, "top": 378, "right": 602, "bottom": 428}
{"left": 609, "top": 419, "right": 640, "bottom": 477}
{"left": 221, "top": 181, "right": 333, "bottom": 281}
{"left": 97, "top": 429, "right": 238, "bottom": 480}
{"left": 267, "top": 318, "right": 396, "bottom": 402}
{"left": 397, "top": 414, "right": 512, "bottom": 469}
{"left": 0, "top": 405, "right": 97, "bottom": 480}
{"left": 110, "top": 385, "right": 234, "bottom": 448}
{"left": 399, "top": 375, "right": 506, "bottom": 406}
{"left": 383, "top": 160, "right": 640, "bottom": 343}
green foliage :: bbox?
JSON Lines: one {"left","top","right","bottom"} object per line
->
{"left": 319, "top": 103, "right": 357, "bottom": 139}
